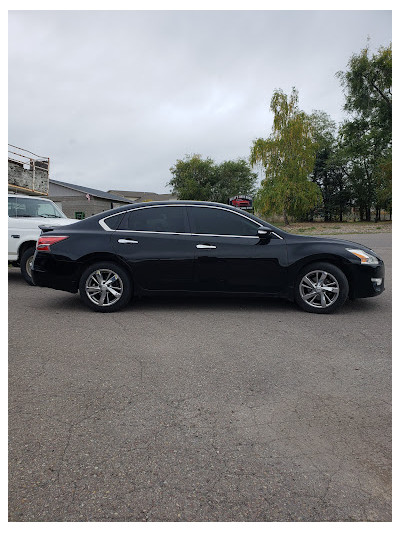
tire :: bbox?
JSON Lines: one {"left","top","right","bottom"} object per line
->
{"left": 20, "top": 246, "right": 36, "bottom": 286}
{"left": 79, "top": 262, "right": 132, "bottom": 312}
{"left": 294, "top": 262, "right": 349, "bottom": 314}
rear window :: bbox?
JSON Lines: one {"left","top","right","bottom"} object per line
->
{"left": 103, "top": 213, "right": 125, "bottom": 230}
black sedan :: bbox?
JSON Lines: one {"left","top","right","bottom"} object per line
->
{"left": 31, "top": 201, "right": 385, "bottom": 313}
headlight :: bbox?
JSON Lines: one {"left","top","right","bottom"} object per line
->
{"left": 346, "top": 248, "right": 379, "bottom": 265}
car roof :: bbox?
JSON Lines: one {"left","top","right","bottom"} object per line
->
{"left": 112, "top": 200, "right": 244, "bottom": 210}
{"left": 85, "top": 200, "right": 259, "bottom": 225}
{"left": 69, "top": 199, "right": 288, "bottom": 238}
{"left": 107, "top": 200, "right": 276, "bottom": 227}
{"left": 99, "top": 200, "right": 261, "bottom": 221}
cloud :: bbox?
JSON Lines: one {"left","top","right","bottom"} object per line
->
{"left": 8, "top": 10, "right": 392, "bottom": 193}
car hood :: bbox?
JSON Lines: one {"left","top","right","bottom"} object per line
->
{"left": 287, "top": 233, "right": 377, "bottom": 253}
{"left": 9, "top": 217, "right": 78, "bottom": 230}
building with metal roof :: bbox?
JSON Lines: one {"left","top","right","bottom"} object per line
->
{"left": 108, "top": 190, "right": 177, "bottom": 203}
{"left": 48, "top": 179, "right": 133, "bottom": 220}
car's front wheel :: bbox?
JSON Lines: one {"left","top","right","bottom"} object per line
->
{"left": 295, "top": 262, "right": 349, "bottom": 314}
{"left": 79, "top": 262, "right": 132, "bottom": 312}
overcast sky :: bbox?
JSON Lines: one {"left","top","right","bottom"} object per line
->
{"left": 8, "top": 10, "right": 392, "bottom": 194}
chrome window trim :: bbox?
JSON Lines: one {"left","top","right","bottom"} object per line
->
{"left": 117, "top": 230, "right": 261, "bottom": 239}
{"left": 99, "top": 217, "right": 114, "bottom": 230}
{"left": 99, "top": 204, "right": 283, "bottom": 240}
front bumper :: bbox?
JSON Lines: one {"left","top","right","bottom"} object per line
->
{"left": 347, "top": 260, "right": 385, "bottom": 299}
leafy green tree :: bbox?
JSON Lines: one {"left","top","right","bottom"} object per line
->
{"left": 168, "top": 155, "right": 216, "bottom": 201}
{"left": 212, "top": 159, "right": 257, "bottom": 203}
{"left": 168, "top": 155, "right": 257, "bottom": 204}
{"left": 337, "top": 43, "right": 391, "bottom": 134}
{"left": 309, "top": 110, "right": 336, "bottom": 151}
{"left": 338, "top": 118, "right": 380, "bottom": 221}
{"left": 375, "top": 149, "right": 392, "bottom": 219}
{"left": 309, "top": 110, "right": 336, "bottom": 220}
{"left": 336, "top": 43, "right": 392, "bottom": 221}
{"left": 325, "top": 145, "right": 353, "bottom": 222}
{"left": 309, "top": 111, "right": 351, "bottom": 221}
{"left": 250, "top": 88, "right": 321, "bottom": 225}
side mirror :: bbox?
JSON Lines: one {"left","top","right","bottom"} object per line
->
{"left": 257, "top": 226, "right": 272, "bottom": 239}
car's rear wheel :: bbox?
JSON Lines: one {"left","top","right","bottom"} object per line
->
{"left": 79, "top": 262, "right": 132, "bottom": 312}
{"left": 295, "top": 262, "right": 349, "bottom": 314}
{"left": 20, "top": 246, "right": 36, "bottom": 286}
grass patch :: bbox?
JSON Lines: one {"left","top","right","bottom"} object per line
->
{"left": 271, "top": 221, "right": 392, "bottom": 235}
{"left": 297, "top": 227, "right": 315, "bottom": 233}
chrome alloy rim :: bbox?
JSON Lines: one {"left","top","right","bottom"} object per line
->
{"left": 299, "top": 270, "right": 340, "bottom": 309}
{"left": 85, "top": 269, "right": 123, "bottom": 307}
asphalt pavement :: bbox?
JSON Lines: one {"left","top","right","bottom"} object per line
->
{"left": 8, "top": 233, "right": 392, "bottom": 521}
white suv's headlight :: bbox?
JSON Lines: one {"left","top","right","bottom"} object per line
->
{"left": 346, "top": 248, "right": 379, "bottom": 265}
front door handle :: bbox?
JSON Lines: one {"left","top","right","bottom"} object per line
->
{"left": 196, "top": 244, "right": 217, "bottom": 249}
{"left": 118, "top": 238, "right": 139, "bottom": 244}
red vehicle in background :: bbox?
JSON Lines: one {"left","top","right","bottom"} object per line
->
{"left": 230, "top": 196, "right": 253, "bottom": 209}
{"left": 231, "top": 198, "right": 250, "bottom": 208}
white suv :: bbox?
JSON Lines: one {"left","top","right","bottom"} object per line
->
{"left": 8, "top": 194, "right": 77, "bottom": 284}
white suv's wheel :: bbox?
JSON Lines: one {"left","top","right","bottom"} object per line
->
{"left": 20, "top": 246, "right": 36, "bottom": 286}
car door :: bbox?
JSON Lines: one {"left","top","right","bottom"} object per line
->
{"left": 8, "top": 216, "right": 20, "bottom": 259}
{"left": 109, "top": 205, "right": 195, "bottom": 291}
{"left": 187, "top": 205, "right": 288, "bottom": 294}
{"left": 8, "top": 196, "right": 25, "bottom": 258}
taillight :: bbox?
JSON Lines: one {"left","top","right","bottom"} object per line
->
{"left": 36, "top": 235, "right": 69, "bottom": 252}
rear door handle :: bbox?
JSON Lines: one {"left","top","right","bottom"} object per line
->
{"left": 196, "top": 244, "right": 217, "bottom": 249}
{"left": 118, "top": 238, "right": 139, "bottom": 244}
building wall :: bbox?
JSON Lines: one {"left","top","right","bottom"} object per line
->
{"left": 49, "top": 182, "right": 80, "bottom": 197}
{"left": 8, "top": 160, "right": 48, "bottom": 195}
{"left": 108, "top": 190, "right": 178, "bottom": 202}
{"left": 48, "top": 184, "right": 129, "bottom": 219}
{"left": 49, "top": 195, "right": 120, "bottom": 219}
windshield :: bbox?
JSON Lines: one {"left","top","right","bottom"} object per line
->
{"left": 8, "top": 197, "right": 66, "bottom": 218}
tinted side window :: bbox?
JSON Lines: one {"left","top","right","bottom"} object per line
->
{"left": 126, "top": 206, "right": 188, "bottom": 233}
{"left": 189, "top": 207, "right": 258, "bottom": 236}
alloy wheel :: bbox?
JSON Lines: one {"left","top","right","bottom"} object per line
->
{"left": 85, "top": 269, "right": 124, "bottom": 307}
{"left": 299, "top": 269, "right": 340, "bottom": 309}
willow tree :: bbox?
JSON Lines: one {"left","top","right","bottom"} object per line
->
{"left": 250, "top": 88, "right": 321, "bottom": 224}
